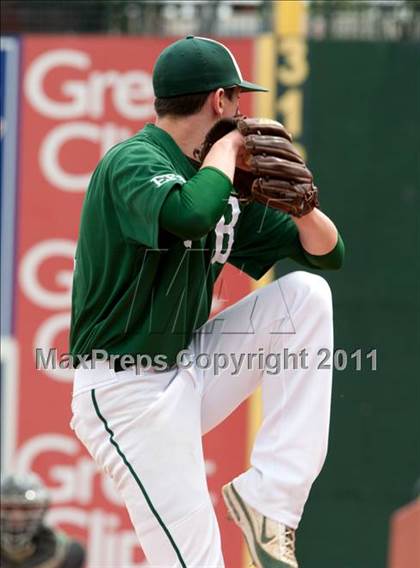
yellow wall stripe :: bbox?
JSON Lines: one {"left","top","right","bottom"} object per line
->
{"left": 241, "top": 32, "right": 277, "bottom": 568}
{"left": 274, "top": 0, "right": 307, "bottom": 37}
{"left": 253, "top": 33, "right": 275, "bottom": 117}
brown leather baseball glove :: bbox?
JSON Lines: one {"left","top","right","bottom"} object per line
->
{"left": 195, "top": 117, "right": 319, "bottom": 217}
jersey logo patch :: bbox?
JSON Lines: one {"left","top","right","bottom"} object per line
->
{"left": 151, "top": 173, "right": 186, "bottom": 188}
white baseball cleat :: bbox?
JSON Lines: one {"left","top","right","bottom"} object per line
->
{"left": 222, "top": 482, "right": 299, "bottom": 568}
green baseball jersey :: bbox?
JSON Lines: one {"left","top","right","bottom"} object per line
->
{"left": 70, "top": 123, "right": 309, "bottom": 366}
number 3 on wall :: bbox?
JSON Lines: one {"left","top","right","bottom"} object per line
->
{"left": 277, "top": 37, "right": 308, "bottom": 86}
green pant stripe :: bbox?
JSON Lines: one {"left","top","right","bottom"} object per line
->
{"left": 91, "top": 389, "right": 187, "bottom": 567}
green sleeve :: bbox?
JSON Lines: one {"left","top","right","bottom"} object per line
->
{"left": 230, "top": 203, "right": 344, "bottom": 279}
{"left": 300, "top": 232, "right": 345, "bottom": 270}
{"left": 159, "top": 167, "right": 232, "bottom": 240}
{"left": 110, "top": 142, "right": 188, "bottom": 248}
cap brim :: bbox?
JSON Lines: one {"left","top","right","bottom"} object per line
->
{"left": 238, "top": 80, "right": 269, "bottom": 93}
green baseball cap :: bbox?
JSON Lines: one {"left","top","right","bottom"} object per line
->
{"left": 153, "top": 35, "right": 268, "bottom": 97}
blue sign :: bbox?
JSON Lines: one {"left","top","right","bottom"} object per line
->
{"left": 1, "top": 37, "right": 20, "bottom": 472}
{"left": 0, "top": 37, "right": 20, "bottom": 337}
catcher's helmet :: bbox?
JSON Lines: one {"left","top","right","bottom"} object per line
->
{"left": 1, "top": 472, "right": 50, "bottom": 550}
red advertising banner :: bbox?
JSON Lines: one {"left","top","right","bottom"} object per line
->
{"left": 13, "top": 36, "right": 259, "bottom": 566}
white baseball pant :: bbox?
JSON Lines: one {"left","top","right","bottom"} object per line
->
{"left": 70, "top": 270, "right": 334, "bottom": 567}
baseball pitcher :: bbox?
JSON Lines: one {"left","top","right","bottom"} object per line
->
{"left": 70, "top": 36, "right": 345, "bottom": 567}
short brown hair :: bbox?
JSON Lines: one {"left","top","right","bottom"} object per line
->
{"left": 154, "top": 87, "right": 237, "bottom": 118}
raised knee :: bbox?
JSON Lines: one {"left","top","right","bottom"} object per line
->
{"left": 297, "top": 271, "right": 331, "bottom": 298}
{"left": 277, "top": 271, "right": 332, "bottom": 311}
